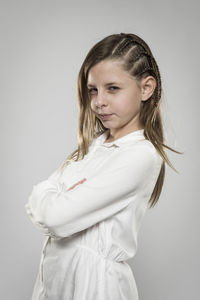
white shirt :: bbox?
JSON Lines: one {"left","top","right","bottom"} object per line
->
{"left": 25, "top": 128, "right": 162, "bottom": 300}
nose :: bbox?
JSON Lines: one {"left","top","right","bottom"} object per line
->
{"left": 95, "top": 89, "right": 108, "bottom": 108}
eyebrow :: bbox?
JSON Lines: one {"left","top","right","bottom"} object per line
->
{"left": 87, "top": 82, "right": 121, "bottom": 88}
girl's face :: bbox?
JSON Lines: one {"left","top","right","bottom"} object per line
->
{"left": 87, "top": 59, "right": 145, "bottom": 136}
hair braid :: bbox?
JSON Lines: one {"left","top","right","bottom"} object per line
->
{"left": 113, "top": 39, "right": 135, "bottom": 55}
{"left": 60, "top": 32, "right": 183, "bottom": 208}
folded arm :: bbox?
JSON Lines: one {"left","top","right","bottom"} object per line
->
{"left": 25, "top": 145, "right": 157, "bottom": 239}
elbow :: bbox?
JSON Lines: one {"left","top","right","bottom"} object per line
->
{"left": 26, "top": 179, "right": 67, "bottom": 226}
{"left": 25, "top": 202, "right": 63, "bottom": 239}
{"left": 25, "top": 202, "right": 49, "bottom": 227}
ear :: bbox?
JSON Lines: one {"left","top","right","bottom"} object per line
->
{"left": 140, "top": 76, "right": 157, "bottom": 101}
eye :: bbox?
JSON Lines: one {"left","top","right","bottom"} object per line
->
{"left": 87, "top": 86, "right": 119, "bottom": 95}
{"left": 88, "top": 88, "right": 97, "bottom": 95}
{"left": 109, "top": 86, "right": 119, "bottom": 91}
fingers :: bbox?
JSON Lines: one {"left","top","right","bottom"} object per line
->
{"left": 79, "top": 178, "right": 87, "bottom": 184}
{"left": 66, "top": 178, "right": 87, "bottom": 191}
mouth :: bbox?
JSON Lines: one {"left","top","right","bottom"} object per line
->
{"left": 98, "top": 113, "right": 113, "bottom": 120}
{"left": 99, "top": 113, "right": 112, "bottom": 116}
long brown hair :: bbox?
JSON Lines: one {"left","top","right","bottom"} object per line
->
{"left": 60, "top": 33, "right": 183, "bottom": 208}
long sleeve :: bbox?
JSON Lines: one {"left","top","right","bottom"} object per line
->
{"left": 25, "top": 144, "right": 159, "bottom": 239}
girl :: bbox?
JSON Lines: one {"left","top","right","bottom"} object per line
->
{"left": 25, "top": 33, "right": 182, "bottom": 300}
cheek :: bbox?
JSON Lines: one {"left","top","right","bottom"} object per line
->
{"left": 90, "top": 99, "right": 96, "bottom": 111}
{"left": 115, "top": 102, "right": 127, "bottom": 113}
{"left": 117, "top": 99, "right": 140, "bottom": 117}
{"left": 115, "top": 97, "right": 134, "bottom": 113}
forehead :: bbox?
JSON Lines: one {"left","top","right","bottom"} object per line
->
{"left": 87, "top": 60, "right": 133, "bottom": 85}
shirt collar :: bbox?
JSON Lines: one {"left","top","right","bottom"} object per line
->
{"left": 94, "top": 129, "right": 145, "bottom": 148}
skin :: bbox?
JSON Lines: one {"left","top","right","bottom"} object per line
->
{"left": 67, "top": 178, "right": 87, "bottom": 191}
{"left": 87, "top": 59, "right": 157, "bottom": 143}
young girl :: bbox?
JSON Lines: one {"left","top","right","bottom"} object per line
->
{"left": 25, "top": 33, "right": 182, "bottom": 300}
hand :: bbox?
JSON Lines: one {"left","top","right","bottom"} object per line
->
{"left": 66, "top": 178, "right": 87, "bottom": 191}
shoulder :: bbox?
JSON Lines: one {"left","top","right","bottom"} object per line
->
{"left": 111, "top": 138, "right": 162, "bottom": 171}
{"left": 119, "top": 138, "right": 158, "bottom": 159}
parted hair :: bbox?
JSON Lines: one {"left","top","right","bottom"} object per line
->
{"left": 60, "top": 32, "right": 183, "bottom": 208}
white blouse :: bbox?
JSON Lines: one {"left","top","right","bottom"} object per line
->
{"left": 25, "top": 128, "right": 162, "bottom": 300}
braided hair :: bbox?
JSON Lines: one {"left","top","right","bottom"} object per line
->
{"left": 61, "top": 32, "right": 183, "bottom": 208}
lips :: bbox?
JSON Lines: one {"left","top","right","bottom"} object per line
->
{"left": 98, "top": 113, "right": 113, "bottom": 120}
{"left": 99, "top": 113, "right": 112, "bottom": 116}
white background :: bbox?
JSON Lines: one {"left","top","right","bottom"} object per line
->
{"left": 0, "top": 0, "right": 199, "bottom": 299}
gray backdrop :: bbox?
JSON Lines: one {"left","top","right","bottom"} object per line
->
{"left": 1, "top": 0, "right": 199, "bottom": 299}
